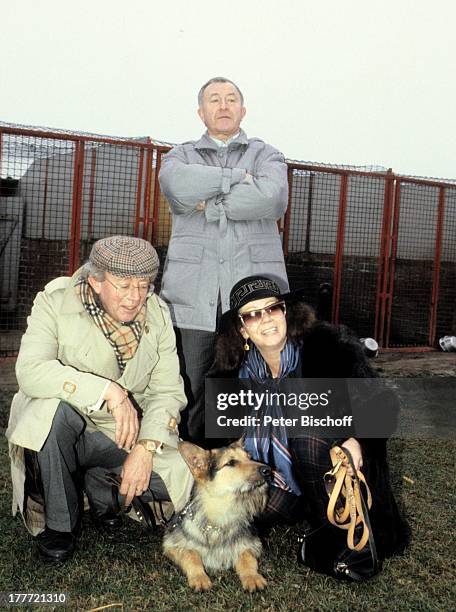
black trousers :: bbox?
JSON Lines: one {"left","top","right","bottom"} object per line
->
{"left": 36, "top": 402, "right": 169, "bottom": 533}
{"left": 259, "top": 437, "right": 337, "bottom": 527}
{"left": 174, "top": 327, "right": 216, "bottom": 443}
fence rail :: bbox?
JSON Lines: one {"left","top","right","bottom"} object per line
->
{"left": 1, "top": 125, "right": 455, "bottom": 356}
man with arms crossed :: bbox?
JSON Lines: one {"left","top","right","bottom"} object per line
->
{"left": 159, "top": 76, "right": 289, "bottom": 443}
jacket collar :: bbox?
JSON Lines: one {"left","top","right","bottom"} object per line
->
{"left": 60, "top": 269, "right": 86, "bottom": 314}
{"left": 194, "top": 129, "right": 249, "bottom": 151}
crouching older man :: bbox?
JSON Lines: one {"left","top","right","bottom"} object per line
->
{"left": 6, "top": 235, "right": 193, "bottom": 562}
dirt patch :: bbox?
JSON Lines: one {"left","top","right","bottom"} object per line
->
{"left": 374, "top": 351, "right": 456, "bottom": 377}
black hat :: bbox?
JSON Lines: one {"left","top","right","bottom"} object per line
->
{"left": 219, "top": 275, "right": 305, "bottom": 329}
{"left": 229, "top": 276, "right": 283, "bottom": 311}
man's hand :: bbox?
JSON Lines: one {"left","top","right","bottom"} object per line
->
{"left": 195, "top": 200, "right": 206, "bottom": 211}
{"left": 120, "top": 444, "right": 153, "bottom": 507}
{"left": 341, "top": 437, "right": 363, "bottom": 476}
{"left": 104, "top": 382, "right": 139, "bottom": 450}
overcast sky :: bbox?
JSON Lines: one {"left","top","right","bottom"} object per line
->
{"left": 1, "top": 0, "right": 454, "bottom": 179}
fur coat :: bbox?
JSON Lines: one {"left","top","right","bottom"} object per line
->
{"left": 210, "top": 321, "right": 409, "bottom": 559}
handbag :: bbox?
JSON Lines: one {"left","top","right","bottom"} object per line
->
{"left": 297, "top": 446, "right": 380, "bottom": 581}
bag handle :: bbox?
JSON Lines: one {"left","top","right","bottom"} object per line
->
{"left": 324, "top": 446, "right": 372, "bottom": 551}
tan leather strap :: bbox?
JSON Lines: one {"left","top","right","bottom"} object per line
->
{"left": 324, "top": 446, "right": 372, "bottom": 551}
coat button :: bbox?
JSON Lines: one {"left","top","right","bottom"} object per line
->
{"left": 63, "top": 381, "right": 76, "bottom": 394}
{"left": 209, "top": 300, "right": 215, "bottom": 306}
{"left": 219, "top": 258, "right": 224, "bottom": 264}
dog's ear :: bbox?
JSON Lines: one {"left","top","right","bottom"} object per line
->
{"left": 178, "top": 441, "right": 210, "bottom": 479}
{"left": 229, "top": 435, "right": 245, "bottom": 450}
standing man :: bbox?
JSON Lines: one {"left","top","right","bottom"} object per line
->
{"left": 159, "top": 76, "right": 289, "bottom": 443}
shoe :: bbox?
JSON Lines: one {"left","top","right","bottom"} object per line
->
{"left": 36, "top": 527, "right": 75, "bottom": 562}
{"left": 91, "top": 509, "right": 123, "bottom": 532}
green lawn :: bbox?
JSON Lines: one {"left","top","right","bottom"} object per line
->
{"left": 0, "top": 403, "right": 455, "bottom": 610}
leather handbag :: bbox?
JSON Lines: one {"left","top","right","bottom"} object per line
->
{"left": 297, "top": 446, "right": 380, "bottom": 581}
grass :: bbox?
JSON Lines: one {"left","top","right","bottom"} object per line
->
{"left": 0, "top": 393, "right": 455, "bottom": 610}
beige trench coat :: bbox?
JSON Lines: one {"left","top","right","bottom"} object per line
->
{"left": 6, "top": 271, "right": 193, "bottom": 535}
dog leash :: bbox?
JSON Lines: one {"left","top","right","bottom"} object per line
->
{"left": 104, "top": 472, "right": 167, "bottom": 530}
{"left": 324, "top": 446, "right": 373, "bottom": 551}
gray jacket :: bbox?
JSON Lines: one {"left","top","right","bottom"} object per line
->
{"left": 159, "top": 129, "right": 289, "bottom": 331}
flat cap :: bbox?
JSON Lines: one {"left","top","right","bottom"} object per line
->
{"left": 89, "top": 235, "right": 160, "bottom": 279}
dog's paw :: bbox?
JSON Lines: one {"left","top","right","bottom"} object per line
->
{"left": 241, "top": 572, "right": 267, "bottom": 592}
{"left": 189, "top": 572, "right": 212, "bottom": 592}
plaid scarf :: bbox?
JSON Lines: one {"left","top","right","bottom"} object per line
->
{"left": 241, "top": 341, "right": 302, "bottom": 496}
{"left": 77, "top": 279, "right": 146, "bottom": 373}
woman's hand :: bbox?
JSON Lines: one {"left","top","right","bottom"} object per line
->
{"left": 341, "top": 437, "right": 363, "bottom": 476}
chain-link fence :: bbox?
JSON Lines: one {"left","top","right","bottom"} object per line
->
{"left": 1, "top": 124, "right": 455, "bottom": 355}
{"left": 285, "top": 165, "right": 456, "bottom": 348}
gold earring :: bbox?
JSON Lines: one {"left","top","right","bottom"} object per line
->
{"left": 244, "top": 341, "right": 250, "bottom": 351}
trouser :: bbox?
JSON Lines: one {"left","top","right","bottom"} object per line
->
{"left": 36, "top": 402, "right": 170, "bottom": 533}
{"left": 174, "top": 327, "right": 216, "bottom": 444}
{"left": 290, "top": 436, "right": 336, "bottom": 525}
{"left": 258, "top": 437, "right": 337, "bottom": 527}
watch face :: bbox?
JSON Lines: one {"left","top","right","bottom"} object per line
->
{"left": 137, "top": 440, "right": 155, "bottom": 452}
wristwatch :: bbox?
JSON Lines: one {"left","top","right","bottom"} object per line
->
{"left": 136, "top": 439, "right": 163, "bottom": 455}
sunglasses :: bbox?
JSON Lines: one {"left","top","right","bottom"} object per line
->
{"left": 238, "top": 300, "right": 286, "bottom": 327}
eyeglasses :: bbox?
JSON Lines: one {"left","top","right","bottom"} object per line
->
{"left": 104, "top": 277, "right": 152, "bottom": 299}
{"left": 238, "top": 301, "right": 286, "bottom": 328}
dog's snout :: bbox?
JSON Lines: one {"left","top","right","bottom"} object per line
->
{"left": 259, "top": 465, "right": 272, "bottom": 479}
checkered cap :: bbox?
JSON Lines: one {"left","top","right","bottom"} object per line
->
{"left": 89, "top": 236, "right": 160, "bottom": 279}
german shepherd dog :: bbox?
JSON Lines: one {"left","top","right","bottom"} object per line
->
{"left": 163, "top": 439, "right": 271, "bottom": 592}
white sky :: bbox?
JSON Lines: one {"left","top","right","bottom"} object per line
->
{"left": 1, "top": 0, "right": 455, "bottom": 179}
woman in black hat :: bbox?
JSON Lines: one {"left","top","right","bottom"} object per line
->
{"left": 211, "top": 275, "right": 408, "bottom": 576}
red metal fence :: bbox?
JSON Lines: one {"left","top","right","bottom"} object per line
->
{"left": 284, "top": 165, "right": 456, "bottom": 350}
{"left": 1, "top": 125, "right": 455, "bottom": 356}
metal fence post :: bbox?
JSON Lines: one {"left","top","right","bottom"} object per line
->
{"left": 375, "top": 171, "right": 395, "bottom": 346}
{"left": 134, "top": 148, "right": 145, "bottom": 238}
{"left": 151, "top": 148, "right": 163, "bottom": 246}
{"left": 68, "top": 140, "right": 85, "bottom": 273}
{"left": 86, "top": 149, "right": 97, "bottom": 241}
{"left": 384, "top": 179, "right": 400, "bottom": 348}
{"left": 428, "top": 186, "right": 446, "bottom": 346}
{"left": 142, "top": 149, "right": 153, "bottom": 241}
{"left": 331, "top": 173, "right": 348, "bottom": 324}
